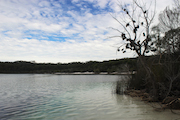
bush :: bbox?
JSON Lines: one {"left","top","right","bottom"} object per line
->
{"left": 115, "top": 75, "right": 131, "bottom": 95}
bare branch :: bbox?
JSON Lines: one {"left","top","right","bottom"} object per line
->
{"left": 110, "top": 14, "right": 131, "bottom": 38}
{"left": 109, "top": 27, "right": 123, "bottom": 34}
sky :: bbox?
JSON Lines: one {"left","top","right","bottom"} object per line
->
{"left": 0, "top": 0, "right": 174, "bottom": 63}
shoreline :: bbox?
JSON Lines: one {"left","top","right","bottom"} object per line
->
{"left": 54, "top": 71, "right": 136, "bottom": 75}
{"left": 124, "top": 89, "right": 180, "bottom": 111}
{"left": 0, "top": 71, "right": 136, "bottom": 75}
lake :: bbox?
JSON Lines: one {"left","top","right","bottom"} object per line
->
{"left": 0, "top": 74, "right": 179, "bottom": 120}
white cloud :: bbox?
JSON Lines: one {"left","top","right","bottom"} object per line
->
{"left": 0, "top": 0, "right": 174, "bottom": 63}
{"left": 95, "top": 0, "right": 109, "bottom": 8}
{"left": 0, "top": 37, "right": 133, "bottom": 63}
{"left": 38, "top": 1, "right": 51, "bottom": 7}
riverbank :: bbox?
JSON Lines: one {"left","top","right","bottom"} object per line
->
{"left": 124, "top": 89, "right": 180, "bottom": 111}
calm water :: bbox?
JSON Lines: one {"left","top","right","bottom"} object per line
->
{"left": 0, "top": 74, "right": 179, "bottom": 120}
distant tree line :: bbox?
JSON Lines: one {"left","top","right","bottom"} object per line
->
{"left": 0, "top": 58, "right": 137, "bottom": 74}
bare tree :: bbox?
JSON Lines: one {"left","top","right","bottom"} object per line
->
{"left": 111, "top": 0, "right": 159, "bottom": 98}
{"left": 158, "top": 1, "right": 180, "bottom": 32}
{"left": 111, "top": 0, "right": 156, "bottom": 56}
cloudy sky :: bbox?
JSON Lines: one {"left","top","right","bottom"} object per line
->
{"left": 0, "top": 0, "right": 173, "bottom": 63}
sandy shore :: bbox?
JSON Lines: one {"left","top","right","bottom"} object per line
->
{"left": 54, "top": 71, "right": 136, "bottom": 75}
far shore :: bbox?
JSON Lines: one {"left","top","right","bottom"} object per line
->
{"left": 54, "top": 71, "right": 136, "bottom": 75}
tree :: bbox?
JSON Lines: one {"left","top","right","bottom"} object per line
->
{"left": 148, "top": 2, "right": 180, "bottom": 100}
{"left": 111, "top": 0, "right": 159, "bottom": 98}
{"left": 158, "top": 7, "right": 180, "bottom": 32}
{"left": 153, "top": 0, "right": 180, "bottom": 54}
{"left": 149, "top": 5, "right": 180, "bottom": 101}
{"left": 163, "top": 28, "right": 180, "bottom": 53}
{"left": 111, "top": 0, "right": 156, "bottom": 56}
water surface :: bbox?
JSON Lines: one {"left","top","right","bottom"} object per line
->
{"left": 0, "top": 74, "right": 179, "bottom": 120}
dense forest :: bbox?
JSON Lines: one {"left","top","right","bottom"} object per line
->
{"left": 0, "top": 58, "right": 136, "bottom": 74}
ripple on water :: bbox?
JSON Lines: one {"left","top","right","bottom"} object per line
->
{"left": 0, "top": 74, "right": 180, "bottom": 120}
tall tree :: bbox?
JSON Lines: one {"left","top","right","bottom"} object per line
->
{"left": 111, "top": 0, "right": 159, "bottom": 97}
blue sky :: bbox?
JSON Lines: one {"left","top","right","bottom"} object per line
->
{"left": 0, "top": 0, "right": 173, "bottom": 63}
